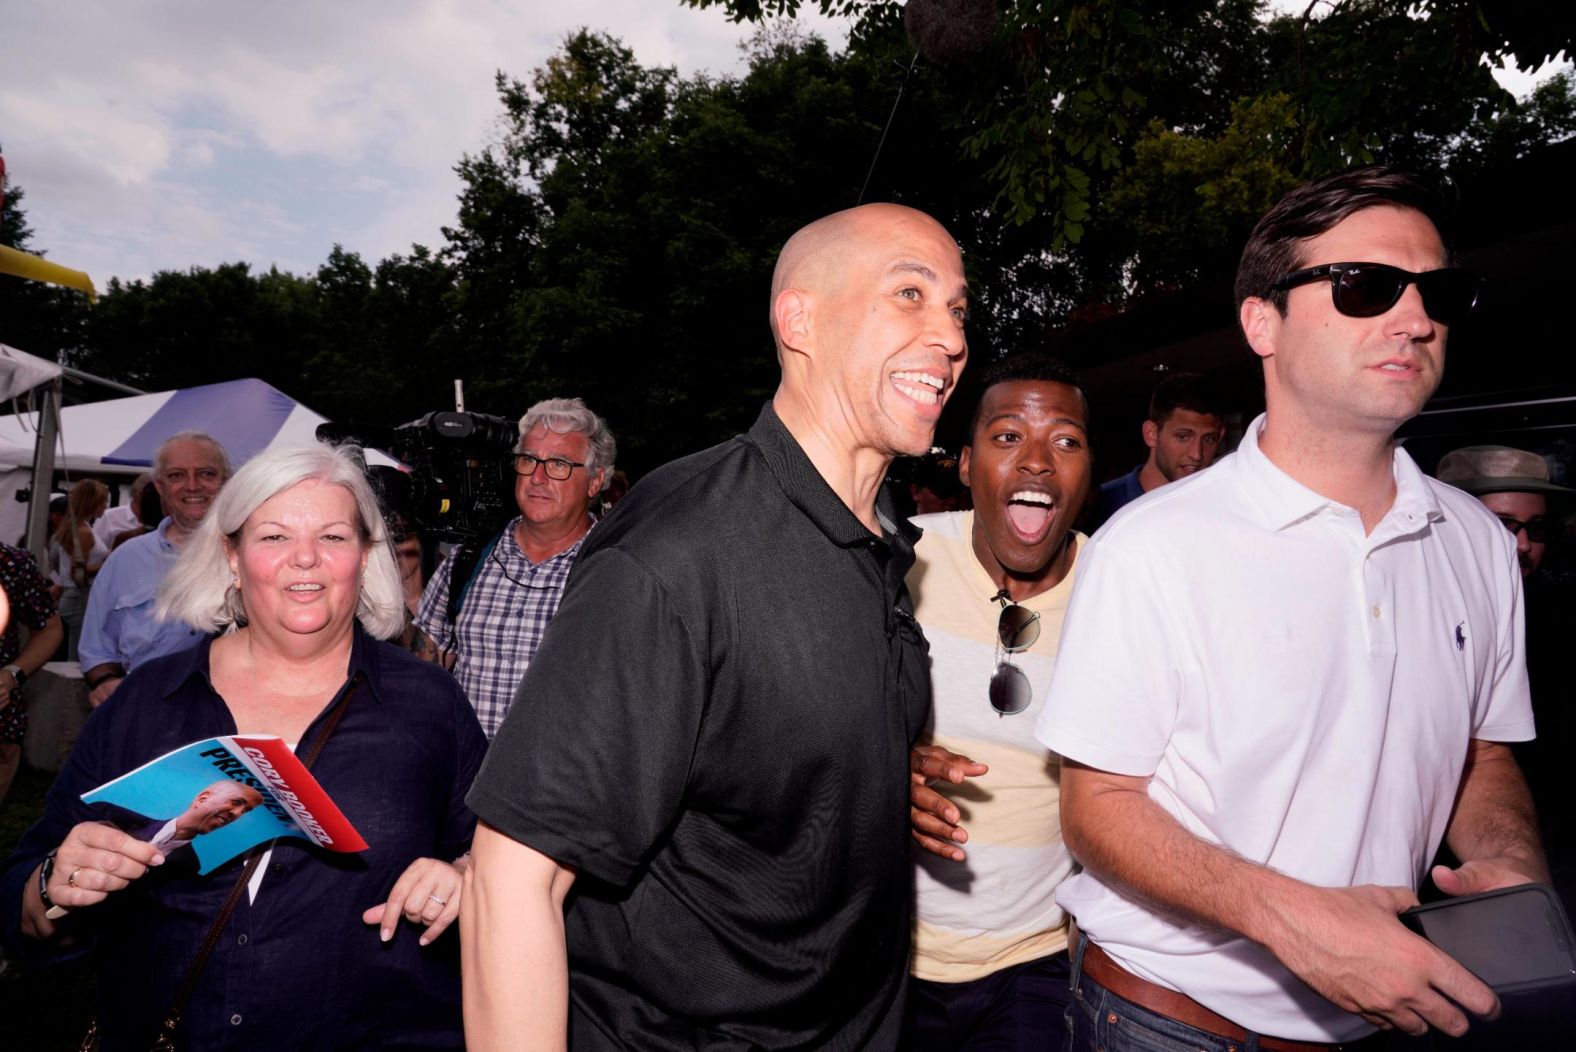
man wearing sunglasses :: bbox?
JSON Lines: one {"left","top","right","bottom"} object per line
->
{"left": 462, "top": 203, "right": 967, "bottom": 1050}
{"left": 1435, "top": 444, "right": 1568, "bottom": 580}
{"left": 904, "top": 351, "right": 1092, "bottom": 1050}
{"left": 413, "top": 396, "right": 614, "bottom": 738}
{"left": 1039, "top": 168, "right": 1547, "bottom": 1049}
{"left": 1435, "top": 443, "right": 1574, "bottom": 916}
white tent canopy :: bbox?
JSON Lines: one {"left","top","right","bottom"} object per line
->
{"left": 0, "top": 376, "right": 395, "bottom": 472}
{"left": 0, "top": 376, "right": 395, "bottom": 545}
{"left": 0, "top": 342, "right": 64, "bottom": 402}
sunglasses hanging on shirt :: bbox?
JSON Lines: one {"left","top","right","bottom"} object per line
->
{"left": 989, "top": 589, "right": 1041, "bottom": 717}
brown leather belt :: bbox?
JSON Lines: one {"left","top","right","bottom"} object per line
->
{"left": 1079, "top": 940, "right": 1343, "bottom": 1052}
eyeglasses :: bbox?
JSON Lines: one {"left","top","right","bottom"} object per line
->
{"left": 1497, "top": 515, "right": 1550, "bottom": 544}
{"left": 513, "top": 453, "right": 585, "bottom": 481}
{"left": 1270, "top": 262, "right": 1481, "bottom": 325}
{"left": 989, "top": 589, "right": 1041, "bottom": 717}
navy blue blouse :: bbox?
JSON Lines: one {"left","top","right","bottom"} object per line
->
{"left": 1, "top": 627, "right": 487, "bottom": 1051}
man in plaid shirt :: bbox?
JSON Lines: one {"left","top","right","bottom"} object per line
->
{"left": 414, "top": 398, "right": 614, "bottom": 737}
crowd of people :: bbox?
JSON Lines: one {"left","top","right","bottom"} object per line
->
{"left": 0, "top": 165, "right": 1570, "bottom": 1050}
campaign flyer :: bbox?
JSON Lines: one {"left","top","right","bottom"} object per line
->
{"left": 81, "top": 735, "right": 368, "bottom": 875}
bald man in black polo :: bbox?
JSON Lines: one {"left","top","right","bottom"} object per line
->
{"left": 462, "top": 203, "right": 971, "bottom": 1050}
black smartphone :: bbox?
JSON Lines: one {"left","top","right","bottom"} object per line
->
{"left": 1400, "top": 883, "right": 1576, "bottom": 995}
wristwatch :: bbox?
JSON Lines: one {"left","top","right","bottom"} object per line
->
{"left": 2, "top": 664, "right": 24, "bottom": 687}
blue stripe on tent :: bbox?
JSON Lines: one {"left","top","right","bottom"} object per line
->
{"left": 102, "top": 378, "right": 298, "bottom": 467}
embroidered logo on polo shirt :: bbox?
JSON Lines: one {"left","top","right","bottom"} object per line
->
{"left": 1454, "top": 622, "right": 1466, "bottom": 651}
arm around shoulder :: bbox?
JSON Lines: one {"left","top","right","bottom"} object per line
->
{"left": 461, "top": 821, "right": 577, "bottom": 1052}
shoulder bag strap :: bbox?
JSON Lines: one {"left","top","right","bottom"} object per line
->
{"left": 149, "top": 672, "right": 364, "bottom": 1050}
{"left": 444, "top": 529, "right": 503, "bottom": 628}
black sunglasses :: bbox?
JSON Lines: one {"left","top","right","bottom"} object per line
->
{"left": 1270, "top": 262, "right": 1481, "bottom": 325}
{"left": 988, "top": 590, "right": 1041, "bottom": 717}
{"left": 1497, "top": 515, "right": 1550, "bottom": 544}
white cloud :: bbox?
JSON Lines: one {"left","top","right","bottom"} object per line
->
{"left": 2, "top": 1, "right": 850, "bottom": 287}
{"left": 183, "top": 141, "right": 216, "bottom": 168}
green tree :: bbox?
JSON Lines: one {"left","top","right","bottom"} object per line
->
{"left": 306, "top": 244, "right": 461, "bottom": 424}
{"left": 443, "top": 28, "right": 1011, "bottom": 470}
{"left": 1450, "top": 71, "right": 1576, "bottom": 177}
{"left": 0, "top": 176, "right": 89, "bottom": 363}
{"left": 12, "top": 8, "right": 1576, "bottom": 472}
{"left": 683, "top": 0, "right": 1576, "bottom": 241}
{"left": 69, "top": 244, "right": 458, "bottom": 425}
{"left": 1103, "top": 94, "right": 1303, "bottom": 296}
{"left": 73, "top": 262, "right": 318, "bottom": 394}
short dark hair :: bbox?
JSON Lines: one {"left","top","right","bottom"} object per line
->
{"left": 965, "top": 351, "right": 1089, "bottom": 439}
{"left": 1148, "top": 372, "right": 1224, "bottom": 425}
{"left": 1234, "top": 166, "right": 1454, "bottom": 316}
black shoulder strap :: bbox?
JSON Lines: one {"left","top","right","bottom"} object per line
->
{"left": 444, "top": 529, "right": 504, "bottom": 626}
{"left": 148, "top": 674, "right": 363, "bottom": 1050}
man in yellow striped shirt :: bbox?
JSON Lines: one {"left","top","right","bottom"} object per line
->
{"left": 907, "top": 351, "right": 1092, "bottom": 1049}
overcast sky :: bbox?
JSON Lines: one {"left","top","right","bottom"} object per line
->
{"left": 1, "top": 1, "right": 850, "bottom": 287}
{"left": 1, "top": 2, "right": 1564, "bottom": 289}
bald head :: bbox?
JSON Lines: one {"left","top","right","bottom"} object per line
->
{"left": 770, "top": 204, "right": 959, "bottom": 344}
{"left": 767, "top": 202, "right": 968, "bottom": 469}
{"left": 176, "top": 778, "right": 265, "bottom": 838}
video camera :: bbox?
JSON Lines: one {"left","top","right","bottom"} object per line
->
{"left": 317, "top": 410, "right": 519, "bottom": 543}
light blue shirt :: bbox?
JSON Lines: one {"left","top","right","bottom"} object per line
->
{"left": 77, "top": 518, "right": 205, "bottom": 672}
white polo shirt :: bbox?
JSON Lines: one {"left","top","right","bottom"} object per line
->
{"left": 1036, "top": 414, "right": 1533, "bottom": 1043}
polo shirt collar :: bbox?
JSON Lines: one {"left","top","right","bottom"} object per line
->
{"left": 161, "top": 623, "right": 385, "bottom": 703}
{"left": 746, "top": 402, "right": 919, "bottom": 551}
{"left": 1379, "top": 445, "right": 1445, "bottom": 541}
{"left": 1236, "top": 413, "right": 1443, "bottom": 536}
{"left": 153, "top": 517, "right": 178, "bottom": 553}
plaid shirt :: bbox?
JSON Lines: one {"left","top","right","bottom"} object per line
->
{"left": 414, "top": 516, "right": 592, "bottom": 737}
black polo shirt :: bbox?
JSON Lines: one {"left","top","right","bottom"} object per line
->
{"left": 469, "top": 402, "right": 931, "bottom": 1049}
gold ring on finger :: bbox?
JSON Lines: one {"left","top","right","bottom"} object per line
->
{"left": 67, "top": 868, "right": 82, "bottom": 888}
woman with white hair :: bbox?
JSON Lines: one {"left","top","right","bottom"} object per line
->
{"left": 1, "top": 442, "right": 485, "bottom": 1050}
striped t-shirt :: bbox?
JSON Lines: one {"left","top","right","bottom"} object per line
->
{"left": 908, "top": 510, "right": 1080, "bottom": 983}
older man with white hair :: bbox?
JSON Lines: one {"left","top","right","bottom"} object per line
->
{"left": 79, "top": 431, "right": 230, "bottom": 706}
{"left": 413, "top": 397, "right": 614, "bottom": 737}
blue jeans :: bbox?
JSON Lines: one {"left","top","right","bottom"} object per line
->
{"left": 905, "top": 951, "right": 1072, "bottom": 1051}
{"left": 1065, "top": 934, "right": 1315, "bottom": 1052}
{"left": 58, "top": 585, "right": 86, "bottom": 660}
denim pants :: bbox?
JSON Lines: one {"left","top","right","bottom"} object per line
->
{"left": 58, "top": 585, "right": 86, "bottom": 661}
{"left": 1065, "top": 934, "right": 1323, "bottom": 1052}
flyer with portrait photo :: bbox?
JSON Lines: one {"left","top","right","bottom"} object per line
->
{"left": 81, "top": 735, "right": 368, "bottom": 874}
